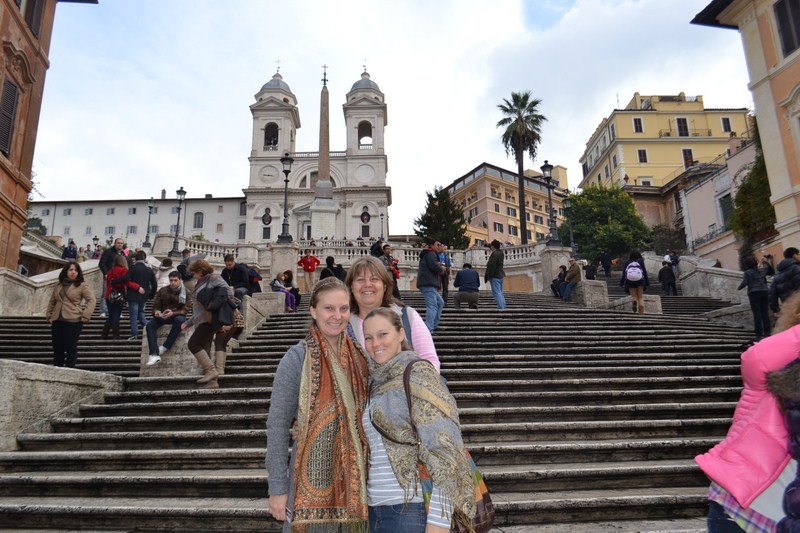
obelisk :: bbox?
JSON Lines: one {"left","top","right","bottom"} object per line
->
{"left": 310, "top": 65, "right": 337, "bottom": 239}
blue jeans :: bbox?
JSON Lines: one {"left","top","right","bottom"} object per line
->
{"left": 127, "top": 300, "right": 149, "bottom": 337}
{"left": 419, "top": 286, "right": 444, "bottom": 332}
{"left": 560, "top": 281, "right": 577, "bottom": 300}
{"left": 145, "top": 315, "right": 187, "bottom": 355}
{"left": 369, "top": 502, "right": 426, "bottom": 532}
{"left": 490, "top": 277, "right": 505, "bottom": 309}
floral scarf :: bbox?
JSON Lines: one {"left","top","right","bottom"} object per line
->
{"left": 291, "top": 324, "right": 370, "bottom": 532}
{"left": 369, "top": 351, "right": 475, "bottom": 520}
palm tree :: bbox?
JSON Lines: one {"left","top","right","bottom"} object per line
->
{"left": 497, "top": 91, "right": 546, "bottom": 245}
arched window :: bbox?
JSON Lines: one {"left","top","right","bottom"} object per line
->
{"left": 239, "top": 201, "right": 247, "bottom": 216}
{"left": 299, "top": 176, "right": 307, "bottom": 188}
{"left": 193, "top": 212, "right": 204, "bottom": 229}
{"left": 264, "top": 123, "right": 279, "bottom": 150}
{"left": 358, "top": 121, "right": 373, "bottom": 149}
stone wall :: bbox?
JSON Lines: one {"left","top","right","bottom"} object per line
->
{"left": 0, "top": 360, "right": 122, "bottom": 451}
{"left": 0, "top": 262, "right": 104, "bottom": 317}
{"left": 680, "top": 266, "right": 745, "bottom": 304}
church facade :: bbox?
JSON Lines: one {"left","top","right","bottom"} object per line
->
{"left": 243, "top": 70, "right": 391, "bottom": 242}
{"left": 29, "top": 70, "right": 393, "bottom": 249}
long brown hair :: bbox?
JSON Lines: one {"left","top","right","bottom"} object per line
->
{"left": 363, "top": 307, "right": 411, "bottom": 352}
{"left": 774, "top": 290, "right": 800, "bottom": 334}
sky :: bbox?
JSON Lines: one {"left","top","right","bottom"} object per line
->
{"left": 33, "top": 0, "right": 752, "bottom": 235}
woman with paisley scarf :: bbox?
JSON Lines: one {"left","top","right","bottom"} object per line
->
{"left": 266, "top": 277, "right": 370, "bottom": 532}
{"left": 362, "top": 307, "right": 474, "bottom": 532}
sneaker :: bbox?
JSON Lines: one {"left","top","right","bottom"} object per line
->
{"left": 127, "top": 335, "right": 139, "bottom": 341}
{"left": 99, "top": 313, "right": 107, "bottom": 318}
{"left": 146, "top": 355, "right": 161, "bottom": 366}
{"left": 158, "top": 345, "right": 167, "bottom": 356}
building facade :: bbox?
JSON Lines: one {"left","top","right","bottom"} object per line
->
{"left": 579, "top": 92, "right": 750, "bottom": 190}
{"left": 446, "top": 162, "right": 568, "bottom": 247}
{"left": 243, "top": 71, "right": 391, "bottom": 242}
{"left": 693, "top": 0, "right": 800, "bottom": 255}
{"left": 0, "top": 0, "right": 95, "bottom": 270}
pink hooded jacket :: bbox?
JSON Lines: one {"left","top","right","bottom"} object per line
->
{"left": 694, "top": 325, "right": 797, "bottom": 507}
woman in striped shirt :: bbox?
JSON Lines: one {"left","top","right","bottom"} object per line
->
{"left": 362, "top": 307, "right": 474, "bottom": 532}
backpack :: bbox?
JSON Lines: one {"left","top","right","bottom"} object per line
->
{"left": 625, "top": 262, "right": 643, "bottom": 282}
{"left": 247, "top": 267, "right": 262, "bottom": 284}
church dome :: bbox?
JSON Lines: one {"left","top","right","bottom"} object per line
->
{"left": 350, "top": 71, "right": 381, "bottom": 92}
{"left": 261, "top": 72, "right": 292, "bottom": 93}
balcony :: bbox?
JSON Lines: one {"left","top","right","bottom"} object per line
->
{"left": 659, "top": 129, "right": 712, "bottom": 138}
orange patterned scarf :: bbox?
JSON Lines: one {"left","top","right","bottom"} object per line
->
{"left": 291, "top": 324, "right": 370, "bottom": 532}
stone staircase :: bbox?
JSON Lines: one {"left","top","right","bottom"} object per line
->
{"left": 0, "top": 292, "right": 752, "bottom": 532}
{"left": 598, "top": 272, "right": 735, "bottom": 315}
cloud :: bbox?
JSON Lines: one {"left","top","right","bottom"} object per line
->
{"left": 35, "top": 0, "right": 751, "bottom": 235}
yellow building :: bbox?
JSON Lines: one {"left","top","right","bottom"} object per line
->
{"left": 693, "top": 0, "right": 800, "bottom": 256}
{"left": 446, "top": 162, "right": 568, "bottom": 247}
{"left": 579, "top": 93, "right": 750, "bottom": 190}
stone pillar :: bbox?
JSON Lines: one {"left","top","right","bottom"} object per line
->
{"left": 139, "top": 325, "right": 200, "bottom": 378}
{"left": 539, "top": 246, "right": 572, "bottom": 292}
{"left": 241, "top": 292, "right": 284, "bottom": 340}
{"left": 271, "top": 243, "right": 300, "bottom": 282}
{"left": 573, "top": 280, "right": 609, "bottom": 308}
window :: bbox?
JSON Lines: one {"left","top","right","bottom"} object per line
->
{"left": 525, "top": 212, "right": 531, "bottom": 222}
{"left": 536, "top": 232, "right": 545, "bottom": 241}
{"left": 676, "top": 118, "right": 689, "bottom": 137}
{"left": 22, "top": 0, "right": 45, "bottom": 37}
{"left": 508, "top": 225, "right": 518, "bottom": 236}
{"left": 264, "top": 122, "right": 279, "bottom": 149}
{"left": 493, "top": 222, "right": 504, "bottom": 233}
{"left": 604, "top": 165, "right": 609, "bottom": 177}
{"left": 721, "top": 117, "right": 732, "bottom": 133}
{"left": 216, "top": 223, "right": 223, "bottom": 233}
{"left": 238, "top": 223, "right": 246, "bottom": 240}
{"left": 633, "top": 117, "right": 643, "bottom": 133}
{"left": 534, "top": 215, "right": 544, "bottom": 225}
{"left": 775, "top": 0, "right": 800, "bottom": 57}
{"left": 610, "top": 124, "right": 616, "bottom": 139}
{"left": 640, "top": 179, "right": 652, "bottom": 186}
{"left": 361, "top": 225, "right": 370, "bottom": 238}
{"left": 41, "top": 208, "right": 49, "bottom": 216}
{"left": 149, "top": 225, "right": 159, "bottom": 234}
{"left": 193, "top": 212, "right": 204, "bottom": 229}
{"left": 239, "top": 201, "right": 247, "bottom": 216}
{"left": 494, "top": 203, "right": 500, "bottom": 213}
{"left": 507, "top": 207, "right": 517, "bottom": 217}
{"left": 127, "top": 226, "right": 137, "bottom": 235}
{"left": 85, "top": 226, "right": 92, "bottom": 235}
{"left": 262, "top": 227, "right": 271, "bottom": 240}
{"left": 682, "top": 148, "right": 694, "bottom": 168}
{"left": 84, "top": 208, "right": 93, "bottom": 216}
{"left": 0, "top": 80, "right": 19, "bottom": 156}
{"left": 468, "top": 207, "right": 478, "bottom": 218}
{"left": 526, "top": 230, "right": 532, "bottom": 241}
{"left": 105, "top": 226, "right": 115, "bottom": 235}
{"left": 674, "top": 191, "right": 682, "bottom": 213}
{"left": 719, "top": 193, "right": 734, "bottom": 227}
{"left": 128, "top": 207, "right": 137, "bottom": 215}
{"left": 63, "top": 227, "right": 70, "bottom": 236}
{"left": 637, "top": 149, "right": 648, "bottom": 163}
{"left": 171, "top": 207, "right": 179, "bottom": 214}
{"left": 217, "top": 205, "right": 223, "bottom": 213}
{"left": 612, "top": 155, "right": 617, "bottom": 168}
{"left": 151, "top": 207, "right": 158, "bottom": 214}
{"left": 170, "top": 224, "right": 178, "bottom": 234}
{"left": 106, "top": 208, "right": 115, "bottom": 215}
{"left": 63, "top": 208, "right": 71, "bottom": 216}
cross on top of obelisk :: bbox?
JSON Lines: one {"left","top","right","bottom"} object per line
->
{"left": 321, "top": 64, "right": 328, "bottom": 86}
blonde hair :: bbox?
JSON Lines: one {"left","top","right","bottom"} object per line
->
{"left": 363, "top": 307, "right": 411, "bottom": 352}
{"left": 773, "top": 290, "right": 800, "bottom": 334}
{"left": 310, "top": 277, "right": 349, "bottom": 309}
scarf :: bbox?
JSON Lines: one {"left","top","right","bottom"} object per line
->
{"left": 369, "top": 351, "right": 475, "bottom": 520}
{"left": 170, "top": 282, "right": 187, "bottom": 304}
{"left": 292, "top": 324, "right": 370, "bottom": 532}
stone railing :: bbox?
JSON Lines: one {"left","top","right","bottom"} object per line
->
{"left": 679, "top": 265, "right": 745, "bottom": 304}
{"left": 0, "top": 261, "right": 104, "bottom": 317}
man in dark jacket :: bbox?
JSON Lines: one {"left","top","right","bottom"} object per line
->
{"left": 453, "top": 263, "right": 480, "bottom": 309}
{"left": 222, "top": 254, "right": 251, "bottom": 301}
{"left": 145, "top": 271, "right": 191, "bottom": 366}
{"left": 98, "top": 238, "right": 125, "bottom": 318}
{"left": 485, "top": 240, "right": 505, "bottom": 310}
{"left": 770, "top": 247, "right": 800, "bottom": 312}
{"left": 61, "top": 241, "right": 78, "bottom": 260}
{"left": 418, "top": 239, "right": 445, "bottom": 332}
{"left": 112, "top": 250, "right": 156, "bottom": 340}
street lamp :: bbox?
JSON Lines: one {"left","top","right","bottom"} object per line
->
{"left": 277, "top": 153, "right": 294, "bottom": 243}
{"left": 92, "top": 235, "right": 99, "bottom": 248}
{"left": 380, "top": 212, "right": 385, "bottom": 240}
{"left": 168, "top": 187, "right": 186, "bottom": 257}
{"left": 540, "top": 160, "right": 561, "bottom": 246}
{"left": 563, "top": 197, "right": 577, "bottom": 255}
{"left": 142, "top": 197, "right": 155, "bottom": 248}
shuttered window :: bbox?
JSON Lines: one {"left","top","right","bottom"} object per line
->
{"left": 0, "top": 80, "right": 19, "bottom": 157}
{"left": 775, "top": 0, "right": 800, "bottom": 57}
{"left": 24, "top": 0, "right": 45, "bottom": 37}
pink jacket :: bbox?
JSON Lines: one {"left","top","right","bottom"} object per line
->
{"left": 694, "top": 325, "right": 797, "bottom": 507}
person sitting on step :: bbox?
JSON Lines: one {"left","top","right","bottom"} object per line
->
{"left": 551, "top": 265, "right": 567, "bottom": 298}
{"left": 559, "top": 257, "right": 582, "bottom": 301}
{"left": 145, "top": 270, "right": 191, "bottom": 366}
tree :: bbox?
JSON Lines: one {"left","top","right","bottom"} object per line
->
{"left": 497, "top": 91, "right": 546, "bottom": 245}
{"left": 729, "top": 121, "right": 776, "bottom": 258}
{"left": 413, "top": 186, "right": 469, "bottom": 249}
{"left": 558, "top": 185, "right": 651, "bottom": 261}
{"left": 25, "top": 216, "right": 47, "bottom": 235}
{"left": 649, "top": 224, "right": 685, "bottom": 255}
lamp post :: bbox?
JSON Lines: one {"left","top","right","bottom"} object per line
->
{"left": 142, "top": 197, "right": 155, "bottom": 248}
{"left": 168, "top": 187, "right": 186, "bottom": 257}
{"left": 277, "top": 153, "right": 294, "bottom": 243}
{"left": 563, "top": 197, "right": 577, "bottom": 255}
{"left": 92, "top": 235, "right": 99, "bottom": 248}
{"left": 540, "top": 160, "right": 561, "bottom": 245}
{"left": 380, "top": 212, "right": 385, "bottom": 240}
